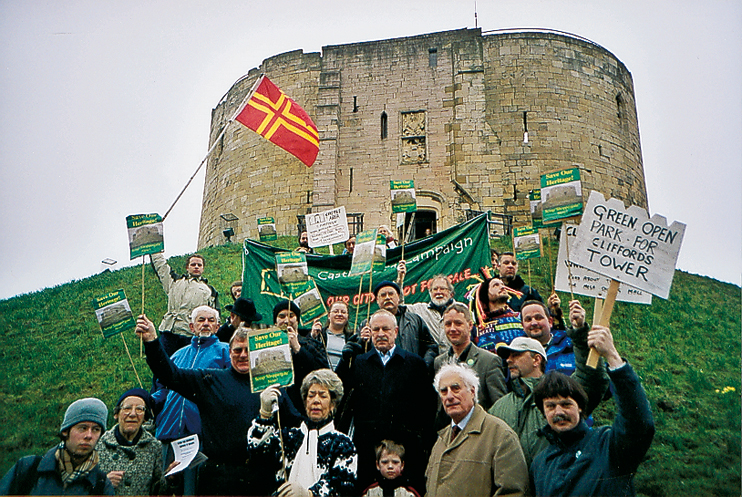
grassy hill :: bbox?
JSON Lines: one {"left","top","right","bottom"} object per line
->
{"left": 0, "top": 238, "right": 739, "bottom": 496}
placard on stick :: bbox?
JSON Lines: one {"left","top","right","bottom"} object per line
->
{"left": 294, "top": 280, "right": 327, "bottom": 326}
{"left": 257, "top": 217, "right": 278, "bottom": 242}
{"left": 126, "top": 214, "right": 164, "bottom": 259}
{"left": 556, "top": 223, "right": 652, "bottom": 304}
{"left": 540, "top": 167, "right": 583, "bottom": 224}
{"left": 390, "top": 180, "right": 417, "bottom": 213}
{"left": 569, "top": 191, "right": 686, "bottom": 299}
{"left": 248, "top": 327, "right": 294, "bottom": 392}
{"left": 349, "top": 229, "right": 378, "bottom": 276}
{"left": 93, "top": 290, "right": 136, "bottom": 338}
{"left": 528, "top": 189, "right": 544, "bottom": 228}
{"left": 275, "top": 252, "right": 308, "bottom": 295}
{"left": 513, "top": 225, "right": 542, "bottom": 261}
{"left": 306, "top": 206, "right": 350, "bottom": 248}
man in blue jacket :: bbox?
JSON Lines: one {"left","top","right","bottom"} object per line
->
{"left": 0, "top": 398, "right": 114, "bottom": 495}
{"left": 151, "top": 305, "right": 230, "bottom": 494}
{"left": 521, "top": 299, "right": 577, "bottom": 375}
{"left": 531, "top": 326, "right": 655, "bottom": 496}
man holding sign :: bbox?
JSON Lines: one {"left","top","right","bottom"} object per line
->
{"left": 135, "top": 315, "right": 301, "bottom": 495}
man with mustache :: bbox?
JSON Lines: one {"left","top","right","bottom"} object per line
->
{"left": 530, "top": 326, "right": 654, "bottom": 497}
{"left": 395, "top": 263, "right": 463, "bottom": 352}
{"left": 336, "top": 310, "right": 436, "bottom": 493}
{"left": 489, "top": 300, "right": 609, "bottom": 467}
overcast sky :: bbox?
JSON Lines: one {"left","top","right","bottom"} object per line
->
{"left": 1, "top": 0, "right": 740, "bottom": 301}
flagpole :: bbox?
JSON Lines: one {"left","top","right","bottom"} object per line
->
{"left": 162, "top": 76, "right": 265, "bottom": 222}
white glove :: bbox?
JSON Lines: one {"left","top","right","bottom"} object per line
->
{"left": 259, "top": 384, "right": 281, "bottom": 418}
{"left": 276, "top": 481, "right": 312, "bottom": 497}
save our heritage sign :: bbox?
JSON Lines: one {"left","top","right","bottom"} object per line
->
{"left": 247, "top": 327, "right": 294, "bottom": 392}
{"left": 513, "top": 225, "right": 542, "bottom": 261}
{"left": 241, "top": 214, "right": 490, "bottom": 327}
{"left": 540, "top": 168, "right": 583, "bottom": 224}
{"left": 569, "top": 191, "right": 686, "bottom": 300}
{"left": 126, "top": 213, "right": 164, "bottom": 259}
{"left": 390, "top": 180, "right": 417, "bottom": 213}
{"left": 93, "top": 289, "right": 136, "bottom": 338}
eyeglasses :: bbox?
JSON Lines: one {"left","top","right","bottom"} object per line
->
{"left": 120, "top": 405, "right": 146, "bottom": 415}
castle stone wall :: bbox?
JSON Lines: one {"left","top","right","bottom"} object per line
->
{"left": 198, "top": 28, "right": 647, "bottom": 248}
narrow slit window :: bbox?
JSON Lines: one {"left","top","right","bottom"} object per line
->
{"left": 381, "top": 112, "right": 388, "bottom": 140}
{"left": 429, "top": 48, "right": 438, "bottom": 67}
{"left": 523, "top": 111, "right": 529, "bottom": 143}
{"left": 353, "top": 96, "right": 358, "bottom": 113}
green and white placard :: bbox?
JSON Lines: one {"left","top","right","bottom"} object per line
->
{"left": 275, "top": 252, "right": 308, "bottom": 295}
{"left": 294, "top": 280, "right": 328, "bottom": 326}
{"left": 512, "top": 225, "right": 542, "bottom": 261}
{"left": 93, "top": 289, "right": 136, "bottom": 338}
{"left": 390, "top": 180, "right": 417, "bottom": 213}
{"left": 540, "top": 167, "right": 583, "bottom": 223}
{"left": 248, "top": 328, "right": 294, "bottom": 392}
{"left": 349, "top": 229, "right": 378, "bottom": 276}
{"left": 257, "top": 217, "right": 277, "bottom": 242}
{"left": 126, "top": 214, "right": 164, "bottom": 259}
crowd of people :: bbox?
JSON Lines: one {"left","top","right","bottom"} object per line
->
{"left": 1, "top": 240, "right": 655, "bottom": 497}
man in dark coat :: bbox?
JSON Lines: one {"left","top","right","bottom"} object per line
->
{"left": 136, "top": 314, "right": 301, "bottom": 496}
{"left": 353, "top": 281, "right": 439, "bottom": 368}
{"left": 531, "top": 326, "right": 654, "bottom": 497}
{"left": 336, "top": 309, "right": 436, "bottom": 492}
{"left": 498, "top": 252, "right": 543, "bottom": 312}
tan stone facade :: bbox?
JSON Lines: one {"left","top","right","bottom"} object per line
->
{"left": 198, "top": 28, "right": 647, "bottom": 248}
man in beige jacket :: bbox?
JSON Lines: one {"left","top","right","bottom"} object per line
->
{"left": 425, "top": 362, "right": 529, "bottom": 496}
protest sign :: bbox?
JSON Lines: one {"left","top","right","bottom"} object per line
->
{"left": 248, "top": 328, "right": 294, "bottom": 392}
{"left": 541, "top": 168, "right": 583, "bottom": 223}
{"left": 374, "top": 233, "right": 387, "bottom": 271}
{"left": 257, "top": 217, "right": 278, "bottom": 242}
{"left": 294, "top": 280, "right": 327, "bottom": 325}
{"left": 93, "top": 290, "right": 135, "bottom": 338}
{"left": 275, "top": 252, "right": 308, "bottom": 295}
{"left": 556, "top": 224, "right": 652, "bottom": 304}
{"left": 306, "top": 206, "right": 350, "bottom": 248}
{"left": 349, "top": 229, "right": 378, "bottom": 276}
{"left": 165, "top": 435, "right": 207, "bottom": 476}
{"left": 570, "top": 191, "right": 686, "bottom": 299}
{"left": 126, "top": 214, "right": 164, "bottom": 259}
{"left": 513, "top": 225, "right": 542, "bottom": 261}
{"left": 390, "top": 180, "right": 416, "bottom": 213}
{"left": 241, "top": 214, "right": 490, "bottom": 327}
{"left": 528, "top": 190, "right": 544, "bottom": 228}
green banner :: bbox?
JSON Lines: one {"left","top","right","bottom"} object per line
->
{"left": 92, "top": 289, "right": 135, "bottom": 338}
{"left": 513, "top": 225, "right": 542, "bottom": 261}
{"left": 248, "top": 328, "right": 294, "bottom": 392}
{"left": 241, "top": 214, "right": 490, "bottom": 328}
{"left": 126, "top": 214, "right": 164, "bottom": 259}
{"left": 540, "top": 167, "right": 583, "bottom": 223}
{"left": 390, "top": 180, "right": 417, "bottom": 213}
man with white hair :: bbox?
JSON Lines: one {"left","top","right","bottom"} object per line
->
{"left": 425, "top": 362, "right": 529, "bottom": 496}
{"left": 396, "top": 263, "right": 462, "bottom": 352}
{"left": 150, "top": 305, "right": 230, "bottom": 495}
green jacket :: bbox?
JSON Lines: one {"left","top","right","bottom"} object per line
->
{"left": 488, "top": 324, "right": 609, "bottom": 467}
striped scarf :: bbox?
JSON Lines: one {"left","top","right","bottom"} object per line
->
{"left": 55, "top": 442, "right": 100, "bottom": 486}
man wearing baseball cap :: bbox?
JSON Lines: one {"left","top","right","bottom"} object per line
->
{"left": 490, "top": 321, "right": 609, "bottom": 466}
{"left": 0, "top": 397, "right": 113, "bottom": 495}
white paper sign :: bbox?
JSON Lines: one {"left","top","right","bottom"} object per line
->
{"left": 306, "top": 206, "right": 350, "bottom": 248}
{"left": 570, "top": 191, "right": 686, "bottom": 299}
{"left": 556, "top": 224, "right": 652, "bottom": 304}
{"left": 165, "top": 434, "right": 200, "bottom": 476}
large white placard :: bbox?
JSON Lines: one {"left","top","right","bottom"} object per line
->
{"left": 569, "top": 191, "right": 686, "bottom": 299}
{"left": 556, "top": 224, "right": 652, "bottom": 304}
{"left": 306, "top": 206, "right": 350, "bottom": 248}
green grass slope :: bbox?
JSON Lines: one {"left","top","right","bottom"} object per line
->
{"left": 0, "top": 240, "right": 739, "bottom": 496}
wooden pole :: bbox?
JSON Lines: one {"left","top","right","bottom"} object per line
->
{"left": 586, "top": 279, "right": 619, "bottom": 368}
{"left": 121, "top": 334, "right": 143, "bottom": 388}
{"left": 140, "top": 255, "right": 146, "bottom": 357}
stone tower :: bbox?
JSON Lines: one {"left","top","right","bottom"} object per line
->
{"left": 198, "top": 28, "right": 647, "bottom": 247}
